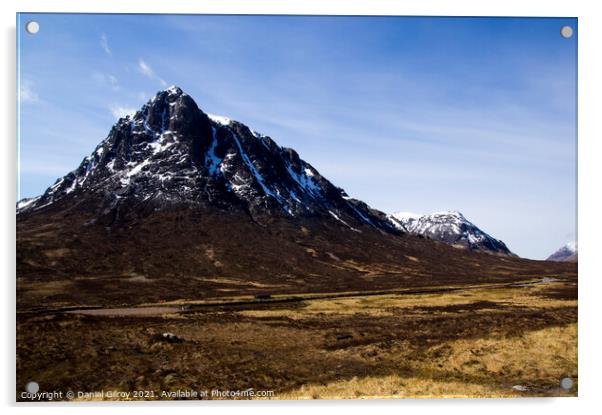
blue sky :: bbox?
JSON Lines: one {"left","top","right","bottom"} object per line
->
{"left": 17, "top": 14, "right": 577, "bottom": 259}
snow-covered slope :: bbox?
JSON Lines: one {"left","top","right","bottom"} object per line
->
{"left": 388, "top": 210, "right": 513, "bottom": 255}
{"left": 546, "top": 241, "right": 578, "bottom": 262}
{"left": 16, "top": 86, "right": 395, "bottom": 233}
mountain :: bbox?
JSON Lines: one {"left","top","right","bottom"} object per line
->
{"left": 17, "top": 86, "right": 394, "bottom": 233}
{"left": 547, "top": 242, "right": 578, "bottom": 262}
{"left": 387, "top": 211, "right": 513, "bottom": 255}
{"left": 16, "top": 87, "right": 575, "bottom": 309}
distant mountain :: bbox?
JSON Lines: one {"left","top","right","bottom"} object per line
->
{"left": 388, "top": 210, "right": 513, "bottom": 256}
{"left": 547, "top": 242, "right": 578, "bottom": 262}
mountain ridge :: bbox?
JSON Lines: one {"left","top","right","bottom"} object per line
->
{"left": 387, "top": 210, "right": 513, "bottom": 256}
{"left": 17, "top": 86, "right": 396, "bottom": 234}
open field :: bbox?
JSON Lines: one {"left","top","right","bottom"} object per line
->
{"left": 16, "top": 274, "right": 577, "bottom": 400}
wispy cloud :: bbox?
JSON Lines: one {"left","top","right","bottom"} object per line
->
{"left": 100, "top": 33, "right": 112, "bottom": 56}
{"left": 138, "top": 58, "right": 154, "bottom": 78}
{"left": 110, "top": 105, "right": 136, "bottom": 119}
{"left": 138, "top": 58, "right": 168, "bottom": 87}
{"left": 92, "top": 71, "right": 120, "bottom": 91}
{"left": 19, "top": 81, "right": 39, "bottom": 103}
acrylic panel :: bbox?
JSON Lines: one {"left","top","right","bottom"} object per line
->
{"left": 16, "top": 13, "right": 577, "bottom": 401}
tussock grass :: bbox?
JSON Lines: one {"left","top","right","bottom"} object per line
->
{"left": 276, "top": 324, "right": 577, "bottom": 400}
{"left": 276, "top": 375, "right": 517, "bottom": 399}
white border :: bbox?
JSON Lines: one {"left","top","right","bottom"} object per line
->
{"left": 2, "top": 1, "right": 601, "bottom": 414}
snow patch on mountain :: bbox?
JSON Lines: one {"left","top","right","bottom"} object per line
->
{"left": 565, "top": 241, "right": 577, "bottom": 252}
{"left": 388, "top": 210, "right": 512, "bottom": 255}
{"left": 205, "top": 127, "right": 222, "bottom": 176}
{"left": 390, "top": 211, "right": 422, "bottom": 221}
{"left": 16, "top": 196, "right": 40, "bottom": 210}
{"left": 207, "top": 113, "right": 232, "bottom": 125}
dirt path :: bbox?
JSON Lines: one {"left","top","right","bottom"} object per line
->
{"left": 65, "top": 306, "right": 182, "bottom": 316}
{"left": 56, "top": 277, "right": 563, "bottom": 317}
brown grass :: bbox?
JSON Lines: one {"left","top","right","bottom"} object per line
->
{"left": 278, "top": 324, "right": 576, "bottom": 399}
{"left": 43, "top": 248, "right": 71, "bottom": 258}
{"left": 277, "top": 375, "right": 517, "bottom": 399}
{"left": 16, "top": 278, "right": 577, "bottom": 401}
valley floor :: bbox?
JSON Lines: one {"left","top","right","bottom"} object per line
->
{"left": 16, "top": 276, "right": 577, "bottom": 401}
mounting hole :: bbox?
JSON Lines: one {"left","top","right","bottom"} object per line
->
{"left": 25, "top": 381, "right": 39, "bottom": 394}
{"left": 560, "top": 377, "right": 573, "bottom": 390}
{"left": 25, "top": 21, "right": 39, "bottom": 35}
{"left": 560, "top": 26, "right": 573, "bottom": 39}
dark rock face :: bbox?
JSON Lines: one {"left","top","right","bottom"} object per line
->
{"left": 17, "top": 86, "right": 397, "bottom": 233}
{"left": 388, "top": 211, "right": 513, "bottom": 255}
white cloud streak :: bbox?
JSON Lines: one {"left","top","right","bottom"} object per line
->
{"left": 19, "top": 81, "right": 39, "bottom": 103}
{"left": 110, "top": 106, "right": 136, "bottom": 119}
{"left": 100, "top": 33, "right": 112, "bottom": 56}
{"left": 138, "top": 59, "right": 154, "bottom": 78}
{"left": 92, "top": 72, "right": 120, "bottom": 91}
{"left": 138, "top": 58, "right": 169, "bottom": 87}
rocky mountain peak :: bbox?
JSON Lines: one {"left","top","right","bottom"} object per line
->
{"left": 17, "top": 87, "right": 397, "bottom": 233}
